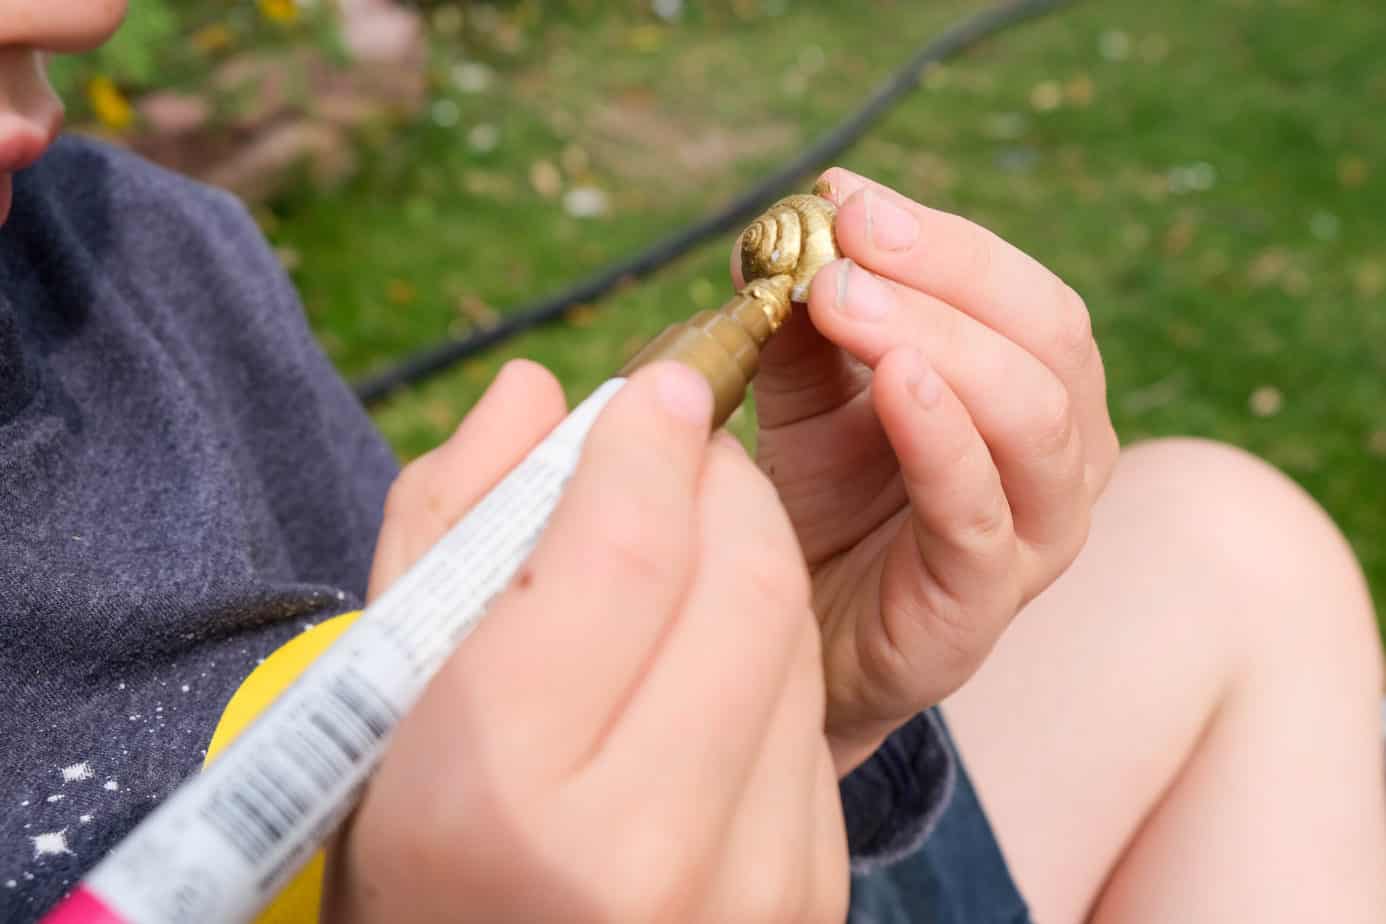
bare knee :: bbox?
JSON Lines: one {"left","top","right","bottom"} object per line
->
{"left": 1107, "top": 437, "right": 1382, "bottom": 693}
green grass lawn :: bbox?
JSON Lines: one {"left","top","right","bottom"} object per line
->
{"left": 259, "top": 0, "right": 1386, "bottom": 629}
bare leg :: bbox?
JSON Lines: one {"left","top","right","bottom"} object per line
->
{"left": 943, "top": 438, "right": 1386, "bottom": 923}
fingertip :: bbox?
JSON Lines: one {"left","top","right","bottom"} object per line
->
{"left": 581, "top": 363, "right": 713, "bottom": 476}
{"left": 445, "top": 360, "right": 567, "bottom": 450}
{"left": 486, "top": 357, "right": 564, "bottom": 413}
{"left": 816, "top": 167, "right": 870, "bottom": 205}
{"left": 831, "top": 186, "right": 870, "bottom": 251}
{"left": 805, "top": 257, "right": 852, "bottom": 325}
{"left": 497, "top": 356, "right": 563, "bottom": 395}
{"left": 834, "top": 184, "right": 936, "bottom": 268}
{"left": 648, "top": 361, "right": 714, "bottom": 427}
{"left": 805, "top": 257, "right": 896, "bottom": 347}
{"left": 497, "top": 356, "right": 550, "bottom": 384}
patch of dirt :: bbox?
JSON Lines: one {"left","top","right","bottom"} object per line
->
{"left": 587, "top": 94, "right": 798, "bottom": 181}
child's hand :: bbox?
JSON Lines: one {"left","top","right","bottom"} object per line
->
{"left": 329, "top": 360, "right": 849, "bottom": 923}
{"left": 741, "top": 169, "right": 1120, "bottom": 773}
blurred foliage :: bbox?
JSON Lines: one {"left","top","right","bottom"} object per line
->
{"left": 49, "top": 0, "right": 339, "bottom": 127}
{"left": 68, "top": 1, "right": 181, "bottom": 87}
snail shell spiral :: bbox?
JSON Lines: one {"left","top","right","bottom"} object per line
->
{"left": 739, "top": 185, "right": 839, "bottom": 303}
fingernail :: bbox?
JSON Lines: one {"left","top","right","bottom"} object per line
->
{"left": 835, "top": 258, "right": 891, "bottom": 321}
{"left": 653, "top": 362, "right": 713, "bottom": 425}
{"left": 817, "top": 167, "right": 868, "bottom": 204}
{"left": 865, "top": 188, "right": 919, "bottom": 253}
{"left": 905, "top": 350, "right": 943, "bottom": 409}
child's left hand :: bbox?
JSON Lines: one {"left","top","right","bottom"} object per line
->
{"left": 741, "top": 168, "right": 1121, "bottom": 773}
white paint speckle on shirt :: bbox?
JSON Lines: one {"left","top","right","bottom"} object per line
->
{"left": 31, "top": 830, "right": 71, "bottom": 859}
{"left": 181, "top": 684, "right": 190, "bottom": 693}
{"left": 45, "top": 795, "right": 63, "bottom": 804}
{"left": 79, "top": 815, "right": 93, "bottom": 824}
{"left": 4, "top": 880, "right": 15, "bottom": 888}
{"left": 103, "top": 780, "right": 119, "bottom": 792}
{"left": 61, "top": 762, "right": 94, "bottom": 783}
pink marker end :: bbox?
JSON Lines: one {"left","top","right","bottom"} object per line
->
{"left": 41, "top": 887, "right": 129, "bottom": 924}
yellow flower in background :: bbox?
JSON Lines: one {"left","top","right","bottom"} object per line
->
{"left": 86, "top": 76, "right": 134, "bottom": 132}
{"left": 191, "top": 23, "right": 236, "bottom": 54}
{"left": 258, "top": 0, "right": 300, "bottom": 26}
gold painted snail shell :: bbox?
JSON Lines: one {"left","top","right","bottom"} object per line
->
{"left": 739, "top": 180, "right": 840, "bottom": 303}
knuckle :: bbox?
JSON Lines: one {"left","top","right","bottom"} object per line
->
{"left": 1027, "top": 384, "right": 1077, "bottom": 459}
{"left": 358, "top": 800, "right": 465, "bottom": 893}
{"left": 961, "top": 223, "right": 1000, "bottom": 291}
{"left": 934, "top": 412, "right": 981, "bottom": 474}
{"left": 954, "top": 486, "right": 1015, "bottom": 554}
{"left": 1103, "top": 421, "right": 1122, "bottom": 467}
{"left": 738, "top": 862, "right": 805, "bottom": 923}
{"left": 598, "top": 514, "right": 681, "bottom": 588}
{"left": 882, "top": 517, "right": 1020, "bottom": 693}
{"left": 1022, "top": 501, "right": 1094, "bottom": 603}
{"left": 382, "top": 460, "right": 429, "bottom": 523}
{"left": 1055, "top": 503, "right": 1094, "bottom": 578}
{"left": 937, "top": 562, "right": 1021, "bottom": 641}
{"left": 1068, "top": 503, "right": 1095, "bottom": 564}
{"left": 603, "top": 829, "right": 697, "bottom": 920}
{"left": 1092, "top": 422, "right": 1122, "bottom": 492}
{"left": 895, "top": 585, "right": 989, "bottom": 690}
{"left": 731, "top": 545, "right": 813, "bottom": 626}
{"left": 1052, "top": 280, "right": 1096, "bottom": 367}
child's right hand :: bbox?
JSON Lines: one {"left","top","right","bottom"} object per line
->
{"left": 325, "top": 360, "right": 850, "bottom": 922}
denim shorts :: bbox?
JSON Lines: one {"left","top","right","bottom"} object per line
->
{"left": 848, "top": 713, "right": 1032, "bottom": 924}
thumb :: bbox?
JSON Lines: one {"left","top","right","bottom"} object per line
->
{"left": 367, "top": 360, "right": 569, "bottom": 600}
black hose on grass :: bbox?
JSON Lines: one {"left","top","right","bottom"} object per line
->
{"left": 354, "top": 0, "right": 1071, "bottom": 405}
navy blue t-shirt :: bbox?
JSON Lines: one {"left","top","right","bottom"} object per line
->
{"left": 0, "top": 137, "right": 952, "bottom": 921}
